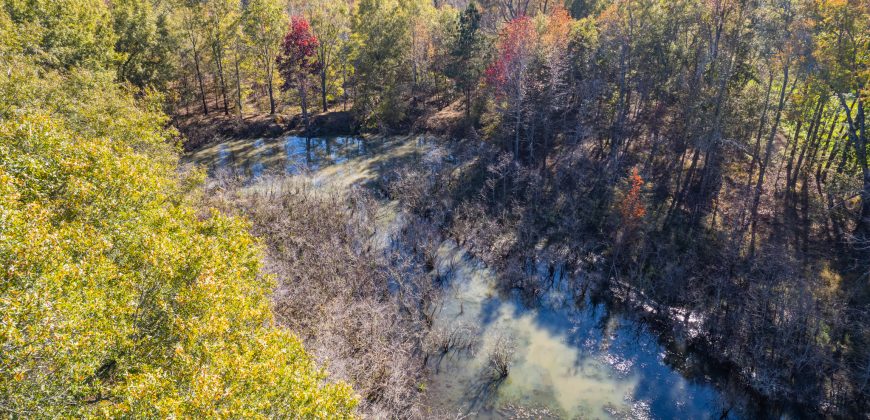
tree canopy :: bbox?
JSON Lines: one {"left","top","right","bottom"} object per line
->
{"left": 0, "top": 1, "right": 357, "bottom": 416}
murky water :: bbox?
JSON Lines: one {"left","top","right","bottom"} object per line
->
{"left": 190, "top": 135, "right": 751, "bottom": 419}
{"left": 190, "top": 135, "right": 370, "bottom": 177}
{"left": 424, "top": 242, "right": 739, "bottom": 419}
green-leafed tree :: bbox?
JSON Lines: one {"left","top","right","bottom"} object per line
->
{"left": 175, "top": 0, "right": 210, "bottom": 114}
{"left": 0, "top": 3, "right": 358, "bottom": 417}
{"left": 203, "top": 0, "right": 239, "bottom": 115}
{"left": 351, "top": 0, "right": 413, "bottom": 129}
{"left": 307, "top": 0, "right": 351, "bottom": 112}
{"left": 446, "top": 2, "right": 486, "bottom": 119}
{"left": 813, "top": 0, "right": 869, "bottom": 235}
{"left": 242, "top": 0, "right": 286, "bottom": 115}
{"left": 110, "top": 0, "right": 177, "bottom": 90}
{"left": 3, "top": 0, "right": 116, "bottom": 70}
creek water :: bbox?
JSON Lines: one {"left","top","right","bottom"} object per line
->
{"left": 423, "top": 241, "right": 741, "bottom": 419}
{"left": 190, "top": 135, "right": 370, "bottom": 177}
{"left": 190, "top": 135, "right": 756, "bottom": 419}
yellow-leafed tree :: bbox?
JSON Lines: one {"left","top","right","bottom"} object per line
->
{"left": 0, "top": 1, "right": 357, "bottom": 417}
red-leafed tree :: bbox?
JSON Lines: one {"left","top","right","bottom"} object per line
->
{"left": 613, "top": 166, "right": 647, "bottom": 252}
{"left": 485, "top": 15, "right": 536, "bottom": 159}
{"left": 278, "top": 16, "right": 321, "bottom": 128}
{"left": 619, "top": 166, "right": 647, "bottom": 229}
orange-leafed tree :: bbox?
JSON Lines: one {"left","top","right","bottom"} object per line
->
{"left": 619, "top": 166, "right": 647, "bottom": 228}
{"left": 485, "top": 15, "right": 537, "bottom": 159}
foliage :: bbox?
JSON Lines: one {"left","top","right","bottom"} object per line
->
{"left": 350, "top": 0, "right": 413, "bottom": 129}
{"left": 618, "top": 166, "right": 647, "bottom": 226}
{"left": 278, "top": 15, "right": 321, "bottom": 124}
{"left": 241, "top": 0, "right": 287, "bottom": 114}
{"left": 110, "top": 0, "right": 177, "bottom": 90}
{"left": 5, "top": 0, "right": 870, "bottom": 416}
{"left": 2, "top": 0, "right": 116, "bottom": 70}
{"left": 279, "top": 16, "right": 321, "bottom": 87}
{"left": 445, "top": 2, "right": 486, "bottom": 119}
{"left": 0, "top": 4, "right": 357, "bottom": 417}
{"left": 485, "top": 15, "right": 535, "bottom": 95}
{"left": 306, "top": 0, "right": 351, "bottom": 111}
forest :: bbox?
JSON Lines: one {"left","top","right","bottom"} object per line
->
{"left": 1, "top": 0, "right": 868, "bottom": 418}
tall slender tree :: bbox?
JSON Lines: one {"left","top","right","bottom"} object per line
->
{"left": 308, "top": 0, "right": 350, "bottom": 113}
{"left": 279, "top": 16, "right": 321, "bottom": 128}
{"left": 446, "top": 2, "right": 485, "bottom": 119}
{"left": 243, "top": 0, "right": 286, "bottom": 115}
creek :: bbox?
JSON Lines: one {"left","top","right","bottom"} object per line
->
{"left": 189, "top": 135, "right": 764, "bottom": 419}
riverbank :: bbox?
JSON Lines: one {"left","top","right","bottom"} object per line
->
{"left": 184, "top": 133, "right": 811, "bottom": 418}
{"left": 173, "top": 97, "right": 474, "bottom": 155}
{"left": 380, "top": 134, "right": 862, "bottom": 418}
{"left": 174, "top": 109, "right": 361, "bottom": 153}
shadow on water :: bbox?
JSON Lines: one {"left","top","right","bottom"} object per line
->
{"left": 423, "top": 240, "right": 753, "bottom": 419}
{"left": 188, "top": 135, "right": 773, "bottom": 420}
{"left": 466, "top": 373, "right": 509, "bottom": 414}
{"left": 189, "top": 135, "right": 372, "bottom": 179}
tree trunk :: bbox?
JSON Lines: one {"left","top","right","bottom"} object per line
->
{"left": 193, "top": 47, "right": 208, "bottom": 115}
{"left": 465, "top": 86, "right": 472, "bottom": 119}
{"left": 267, "top": 68, "right": 276, "bottom": 115}
{"left": 610, "top": 41, "right": 629, "bottom": 170}
{"left": 299, "top": 74, "right": 309, "bottom": 129}
{"left": 214, "top": 43, "right": 229, "bottom": 115}
{"left": 741, "top": 72, "right": 775, "bottom": 228}
{"left": 787, "top": 99, "right": 824, "bottom": 193}
{"left": 341, "top": 64, "right": 348, "bottom": 111}
{"left": 749, "top": 63, "right": 791, "bottom": 253}
{"left": 320, "top": 67, "right": 328, "bottom": 112}
{"left": 514, "top": 100, "right": 522, "bottom": 159}
{"left": 838, "top": 94, "right": 869, "bottom": 234}
{"left": 234, "top": 39, "right": 243, "bottom": 119}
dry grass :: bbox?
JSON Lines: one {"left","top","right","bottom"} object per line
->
{"left": 201, "top": 174, "right": 438, "bottom": 417}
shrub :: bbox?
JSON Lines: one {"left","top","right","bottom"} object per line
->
{"left": 0, "top": 7, "right": 356, "bottom": 415}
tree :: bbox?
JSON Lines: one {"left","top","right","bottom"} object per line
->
{"left": 229, "top": 7, "right": 248, "bottom": 118}
{"left": 0, "top": 4, "right": 358, "bottom": 416}
{"left": 814, "top": 0, "right": 870, "bottom": 235}
{"left": 446, "top": 2, "right": 485, "bottom": 119}
{"left": 405, "top": 0, "right": 447, "bottom": 94}
{"left": 569, "top": 0, "right": 601, "bottom": 18}
{"left": 203, "top": 0, "right": 238, "bottom": 115}
{"left": 243, "top": 0, "right": 286, "bottom": 115}
{"left": 2, "top": 0, "right": 116, "bottom": 70}
{"left": 351, "top": 0, "right": 413, "bottom": 129}
{"left": 748, "top": 0, "right": 801, "bottom": 253}
{"left": 110, "top": 0, "right": 177, "bottom": 90}
{"left": 307, "top": 0, "right": 350, "bottom": 112}
{"left": 278, "top": 15, "right": 321, "bottom": 128}
{"left": 619, "top": 166, "right": 647, "bottom": 229}
{"left": 485, "top": 15, "right": 536, "bottom": 158}
{"left": 177, "top": 1, "right": 210, "bottom": 114}
{"left": 531, "top": 5, "right": 573, "bottom": 162}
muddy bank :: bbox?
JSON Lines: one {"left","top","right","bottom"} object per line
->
{"left": 175, "top": 110, "right": 360, "bottom": 153}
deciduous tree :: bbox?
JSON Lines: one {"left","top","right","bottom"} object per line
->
{"left": 243, "top": 0, "right": 286, "bottom": 115}
{"left": 278, "top": 15, "right": 321, "bottom": 128}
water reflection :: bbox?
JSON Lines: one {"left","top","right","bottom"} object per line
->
{"left": 189, "top": 135, "right": 368, "bottom": 177}
{"left": 425, "top": 241, "right": 736, "bottom": 419}
{"left": 189, "top": 135, "right": 753, "bottom": 419}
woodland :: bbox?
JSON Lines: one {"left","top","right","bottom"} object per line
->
{"left": 1, "top": 0, "right": 869, "bottom": 418}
